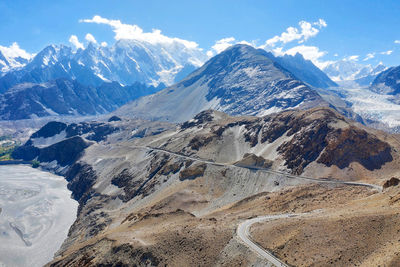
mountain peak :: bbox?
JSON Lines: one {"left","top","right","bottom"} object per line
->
{"left": 115, "top": 43, "right": 327, "bottom": 122}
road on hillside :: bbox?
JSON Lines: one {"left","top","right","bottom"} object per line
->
{"left": 129, "top": 145, "right": 382, "bottom": 191}
{"left": 125, "top": 145, "right": 382, "bottom": 265}
{"left": 237, "top": 214, "right": 296, "bottom": 267}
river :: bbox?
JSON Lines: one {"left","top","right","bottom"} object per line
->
{"left": 0, "top": 165, "right": 78, "bottom": 267}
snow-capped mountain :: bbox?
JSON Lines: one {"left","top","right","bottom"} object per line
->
{"left": 353, "top": 63, "right": 387, "bottom": 86}
{"left": 271, "top": 52, "right": 337, "bottom": 88}
{"left": 115, "top": 44, "right": 331, "bottom": 122}
{"left": 0, "top": 43, "right": 32, "bottom": 74}
{"left": 0, "top": 78, "right": 160, "bottom": 120}
{"left": 320, "top": 65, "right": 400, "bottom": 133}
{"left": 0, "top": 39, "right": 207, "bottom": 93}
{"left": 323, "top": 60, "right": 386, "bottom": 86}
{"left": 370, "top": 65, "right": 400, "bottom": 95}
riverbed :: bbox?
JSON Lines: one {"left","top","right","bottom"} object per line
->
{"left": 0, "top": 165, "right": 78, "bottom": 267}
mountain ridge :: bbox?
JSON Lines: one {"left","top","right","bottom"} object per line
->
{"left": 370, "top": 65, "right": 400, "bottom": 95}
{"left": 0, "top": 40, "right": 207, "bottom": 93}
{"left": 270, "top": 52, "right": 337, "bottom": 88}
{"left": 0, "top": 78, "right": 161, "bottom": 120}
{"left": 115, "top": 44, "right": 330, "bottom": 122}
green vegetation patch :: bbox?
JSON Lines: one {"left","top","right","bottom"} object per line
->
{"left": 0, "top": 136, "right": 20, "bottom": 161}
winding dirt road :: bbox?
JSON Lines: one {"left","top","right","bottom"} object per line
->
{"left": 237, "top": 214, "right": 295, "bottom": 267}
{"left": 131, "top": 145, "right": 383, "bottom": 191}
{"left": 130, "top": 145, "right": 383, "bottom": 265}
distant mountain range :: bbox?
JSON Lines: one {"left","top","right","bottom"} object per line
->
{"left": 271, "top": 52, "right": 337, "bottom": 88}
{"left": 0, "top": 41, "right": 344, "bottom": 122}
{"left": 0, "top": 40, "right": 207, "bottom": 93}
{"left": 0, "top": 43, "right": 32, "bottom": 73}
{"left": 370, "top": 65, "right": 400, "bottom": 95}
{"left": 4, "top": 39, "right": 397, "bottom": 131}
{"left": 323, "top": 60, "right": 387, "bottom": 86}
{"left": 115, "top": 44, "right": 342, "bottom": 122}
{"left": 0, "top": 78, "right": 161, "bottom": 120}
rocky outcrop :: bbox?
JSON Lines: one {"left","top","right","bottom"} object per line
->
{"left": 13, "top": 136, "right": 90, "bottom": 166}
{"left": 38, "top": 136, "right": 91, "bottom": 166}
{"left": 110, "top": 154, "right": 185, "bottom": 202}
{"left": 65, "top": 122, "right": 118, "bottom": 142}
{"left": 49, "top": 238, "right": 161, "bottom": 267}
{"left": 65, "top": 162, "right": 97, "bottom": 202}
{"left": 12, "top": 121, "right": 117, "bottom": 162}
{"left": 317, "top": 127, "right": 393, "bottom": 170}
{"left": 181, "top": 110, "right": 215, "bottom": 130}
{"left": 31, "top": 121, "right": 67, "bottom": 138}
{"left": 179, "top": 163, "right": 207, "bottom": 181}
{"left": 11, "top": 145, "right": 40, "bottom": 161}
{"left": 277, "top": 113, "right": 393, "bottom": 174}
{"left": 234, "top": 153, "right": 273, "bottom": 169}
{"left": 179, "top": 108, "right": 394, "bottom": 175}
{"left": 383, "top": 177, "right": 400, "bottom": 189}
{"left": 108, "top": 115, "right": 122, "bottom": 122}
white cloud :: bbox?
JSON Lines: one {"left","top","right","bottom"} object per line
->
{"left": 204, "top": 20, "right": 329, "bottom": 68}
{"left": 314, "top": 18, "right": 327, "bottom": 28}
{"left": 85, "top": 33, "right": 97, "bottom": 44}
{"left": 273, "top": 45, "right": 332, "bottom": 69}
{"left": 101, "top": 41, "right": 108, "bottom": 47}
{"left": 262, "top": 19, "right": 327, "bottom": 48}
{"left": 0, "top": 42, "right": 33, "bottom": 70}
{"left": 343, "top": 55, "right": 359, "bottom": 61}
{"left": 395, "top": 40, "right": 400, "bottom": 44}
{"left": 207, "top": 37, "right": 236, "bottom": 57}
{"left": 380, "top": 50, "right": 392, "bottom": 55}
{"left": 69, "top": 35, "right": 84, "bottom": 50}
{"left": 206, "top": 38, "right": 255, "bottom": 57}
{"left": 80, "top": 15, "right": 200, "bottom": 49}
{"left": 0, "top": 42, "right": 32, "bottom": 60}
{"left": 363, "top": 53, "right": 375, "bottom": 61}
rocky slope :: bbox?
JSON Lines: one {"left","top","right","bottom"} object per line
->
{"left": 370, "top": 65, "right": 400, "bottom": 95}
{"left": 271, "top": 52, "right": 337, "bottom": 89}
{"left": 116, "top": 44, "right": 336, "bottom": 122}
{"left": 11, "top": 107, "right": 400, "bottom": 266}
{"left": 252, "top": 184, "right": 400, "bottom": 266}
{"left": 0, "top": 78, "right": 160, "bottom": 120}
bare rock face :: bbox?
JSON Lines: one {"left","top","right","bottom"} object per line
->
{"left": 383, "top": 177, "right": 400, "bottom": 189}
{"left": 179, "top": 163, "right": 207, "bottom": 181}
{"left": 181, "top": 110, "right": 215, "bottom": 130}
{"left": 65, "top": 162, "right": 97, "bottom": 201}
{"left": 108, "top": 115, "right": 122, "bottom": 122}
{"left": 49, "top": 238, "right": 161, "bottom": 267}
{"left": 317, "top": 127, "right": 393, "bottom": 171}
{"left": 269, "top": 109, "right": 393, "bottom": 174}
{"left": 184, "top": 108, "right": 394, "bottom": 175}
{"left": 12, "top": 120, "right": 118, "bottom": 162}
{"left": 31, "top": 121, "right": 67, "bottom": 138}
{"left": 38, "top": 136, "right": 91, "bottom": 166}
{"left": 234, "top": 153, "right": 273, "bottom": 169}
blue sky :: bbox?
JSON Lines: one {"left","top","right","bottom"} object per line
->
{"left": 1, "top": 0, "right": 400, "bottom": 67}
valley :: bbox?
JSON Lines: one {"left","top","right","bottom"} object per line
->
{"left": 1, "top": 10, "right": 400, "bottom": 266}
{"left": 5, "top": 106, "right": 398, "bottom": 266}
